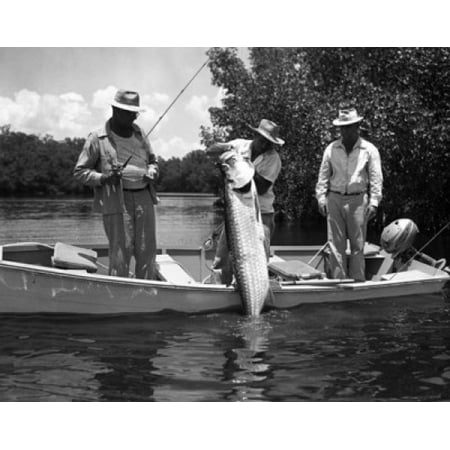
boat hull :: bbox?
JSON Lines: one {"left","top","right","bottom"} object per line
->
{"left": 0, "top": 259, "right": 448, "bottom": 315}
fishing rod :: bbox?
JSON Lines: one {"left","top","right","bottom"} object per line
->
{"left": 146, "top": 57, "right": 210, "bottom": 138}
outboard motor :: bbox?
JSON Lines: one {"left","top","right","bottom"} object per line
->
{"left": 380, "top": 218, "right": 419, "bottom": 256}
{"left": 380, "top": 218, "right": 448, "bottom": 274}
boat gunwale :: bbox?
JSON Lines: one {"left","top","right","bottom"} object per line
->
{"left": 0, "top": 259, "right": 237, "bottom": 292}
{"left": 1, "top": 242, "right": 448, "bottom": 297}
{"left": 0, "top": 257, "right": 448, "bottom": 295}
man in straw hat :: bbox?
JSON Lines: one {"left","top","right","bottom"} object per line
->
{"left": 316, "top": 106, "right": 383, "bottom": 281}
{"left": 207, "top": 119, "right": 284, "bottom": 284}
{"left": 74, "top": 89, "right": 159, "bottom": 279}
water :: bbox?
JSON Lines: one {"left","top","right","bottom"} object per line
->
{"left": 0, "top": 197, "right": 450, "bottom": 401}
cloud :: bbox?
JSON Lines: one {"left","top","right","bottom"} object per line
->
{"left": 142, "top": 92, "right": 170, "bottom": 107}
{"left": 91, "top": 85, "right": 117, "bottom": 119}
{"left": 152, "top": 136, "right": 204, "bottom": 159}
{"left": 0, "top": 89, "right": 91, "bottom": 138}
{"left": 184, "top": 87, "right": 226, "bottom": 123}
{"left": 185, "top": 94, "right": 210, "bottom": 123}
{"left": 0, "top": 87, "right": 210, "bottom": 161}
{"left": 139, "top": 92, "right": 171, "bottom": 134}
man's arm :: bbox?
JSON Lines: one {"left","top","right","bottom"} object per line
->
{"left": 365, "top": 144, "right": 383, "bottom": 221}
{"left": 73, "top": 134, "right": 104, "bottom": 186}
{"left": 368, "top": 145, "right": 383, "bottom": 208}
{"left": 316, "top": 146, "right": 331, "bottom": 216}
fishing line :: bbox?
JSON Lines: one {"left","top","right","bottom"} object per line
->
{"left": 146, "top": 57, "right": 210, "bottom": 137}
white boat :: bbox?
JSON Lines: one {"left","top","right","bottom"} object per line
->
{"left": 0, "top": 238, "right": 448, "bottom": 315}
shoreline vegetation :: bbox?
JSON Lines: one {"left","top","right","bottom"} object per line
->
{"left": 0, "top": 127, "right": 220, "bottom": 198}
{"left": 0, "top": 48, "right": 449, "bottom": 235}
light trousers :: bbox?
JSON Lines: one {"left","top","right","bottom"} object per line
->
{"left": 326, "top": 192, "right": 368, "bottom": 281}
{"left": 102, "top": 189, "right": 157, "bottom": 279}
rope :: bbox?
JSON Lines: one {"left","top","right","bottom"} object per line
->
{"left": 146, "top": 57, "right": 210, "bottom": 137}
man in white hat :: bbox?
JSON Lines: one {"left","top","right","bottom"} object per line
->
{"left": 207, "top": 119, "right": 284, "bottom": 284}
{"left": 316, "top": 107, "right": 383, "bottom": 281}
{"left": 74, "top": 89, "right": 159, "bottom": 279}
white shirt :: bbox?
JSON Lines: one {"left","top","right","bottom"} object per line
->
{"left": 316, "top": 137, "right": 383, "bottom": 207}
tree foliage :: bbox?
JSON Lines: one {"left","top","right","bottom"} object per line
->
{"left": 0, "top": 126, "right": 89, "bottom": 196}
{"left": 0, "top": 126, "right": 218, "bottom": 196}
{"left": 201, "top": 47, "right": 450, "bottom": 233}
{"left": 157, "top": 150, "right": 219, "bottom": 193}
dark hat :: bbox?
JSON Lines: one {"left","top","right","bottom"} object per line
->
{"left": 249, "top": 119, "right": 285, "bottom": 145}
{"left": 111, "top": 89, "right": 145, "bottom": 112}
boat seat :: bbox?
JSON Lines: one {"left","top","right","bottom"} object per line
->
{"left": 51, "top": 242, "right": 98, "bottom": 273}
{"left": 156, "top": 254, "right": 196, "bottom": 284}
{"left": 268, "top": 255, "right": 325, "bottom": 281}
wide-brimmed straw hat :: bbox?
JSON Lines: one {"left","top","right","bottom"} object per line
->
{"left": 332, "top": 108, "right": 363, "bottom": 126}
{"left": 249, "top": 119, "right": 285, "bottom": 145}
{"left": 111, "top": 89, "right": 146, "bottom": 113}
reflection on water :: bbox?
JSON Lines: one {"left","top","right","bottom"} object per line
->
{"left": 222, "top": 317, "right": 272, "bottom": 401}
{"left": 1, "top": 197, "right": 450, "bottom": 401}
{"left": 1, "top": 298, "right": 450, "bottom": 401}
{"left": 151, "top": 329, "right": 225, "bottom": 402}
{"left": 0, "top": 350, "right": 109, "bottom": 401}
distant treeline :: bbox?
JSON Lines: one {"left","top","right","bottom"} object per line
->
{"left": 0, "top": 125, "right": 220, "bottom": 196}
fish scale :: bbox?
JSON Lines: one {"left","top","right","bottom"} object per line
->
{"left": 223, "top": 180, "right": 270, "bottom": 316}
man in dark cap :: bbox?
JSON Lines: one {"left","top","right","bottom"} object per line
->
{"left": 316, "top": 107, "right": 383, "bottom": 281}
{"left": 74, "top": 89, "right": 158, "bottom": 279}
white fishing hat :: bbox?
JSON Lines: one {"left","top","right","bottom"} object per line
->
{"left": 111, "top": 89, "right": 146, "bottom": 113}
{"left": 332, "top": 108, "right": 363, "bottom": 126}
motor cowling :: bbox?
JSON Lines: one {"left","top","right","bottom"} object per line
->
{"left": 380, "top": 219, "right": 419, "bottom": 255}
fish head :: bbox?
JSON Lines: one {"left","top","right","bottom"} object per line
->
{"left": 220, "top": 150, "right": 255, "bottom": 190}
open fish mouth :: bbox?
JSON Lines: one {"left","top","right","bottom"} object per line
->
{"left": 220, "top": 150, "right": 255, "bottom": 190}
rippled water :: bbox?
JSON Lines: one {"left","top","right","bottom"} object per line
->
{"left": 0, "top": 197, "right": 450, "bottom": 401}
{"left": 2, "top": 299, "right": 450, "bottom": 401}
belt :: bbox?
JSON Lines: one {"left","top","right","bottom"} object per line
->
{"left": 123, "top": 187, "right": 148, "bottom": 192}
{"left": 329, "top": 190, "right": 365, "bottom": 196}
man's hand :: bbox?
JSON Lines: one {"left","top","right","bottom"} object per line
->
{"left": 100, "top": 171, "right": 121, "bottom": 186}
{"left": 143, "top": 164, "right": 158, "bottom": 182}
{"left": 318, "top": 200, "right": 328, "bottom": 217}
{"left": 366, "top": 205, "right": 377, "bottom": 221}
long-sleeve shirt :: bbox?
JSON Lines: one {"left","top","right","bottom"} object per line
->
{"left": 74, "top": 120, "right": 157, "bottom": 214}
{"left": 315, "top": 137, "right": 383, "bottom": 208}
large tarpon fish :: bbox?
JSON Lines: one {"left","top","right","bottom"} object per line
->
{"left": 219, "top": 149, "right": 271, "bottom": 316}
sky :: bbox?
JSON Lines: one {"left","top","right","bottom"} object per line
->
{"left": 0, "top": 47, "right": 252, "bottom": 159}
